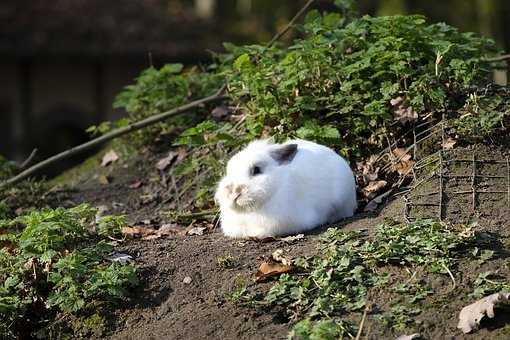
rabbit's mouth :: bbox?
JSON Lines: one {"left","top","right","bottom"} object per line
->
{"left": 232, "top": 195, "right": 259, "bottom": 211}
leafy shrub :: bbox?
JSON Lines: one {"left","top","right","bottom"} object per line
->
{"left": 0, "top": 205, "right": 137, "bottom": 338}
{"left": 222, "top": 13, "right": 498, "bottom": 155}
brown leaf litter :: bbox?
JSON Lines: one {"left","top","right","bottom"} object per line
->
{"left": 255, "top": 249, "right": 293, "bottom": 282}
{"left": 101, "top": 150, "right": 119, "bottom": 167}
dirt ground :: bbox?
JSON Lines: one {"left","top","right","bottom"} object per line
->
{"left": 50, "top": 142, "right": 510, "bottom": 340}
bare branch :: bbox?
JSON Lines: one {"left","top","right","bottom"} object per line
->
{"left": 267, "top": 0, "right": 315, "bottom": 47}
{"left": 484, "top": 54, "right": 510, "bottom": 62}
{"left": 19, "top": 148, "right": 38, "bottom": 169}
{"left": 0, "top": 93, "right": 226, "bottom": 189}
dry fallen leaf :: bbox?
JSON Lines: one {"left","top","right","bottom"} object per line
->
{"left": 128, "top": 180, "right": 143, "bottom": 189}
{"left": 121, "top": 226, "right": 156, "bottom": 238}
{"left": 156, "top": 151, "right": 178, "bottom": 171}
{"left": 122, "top": 223, "right": 181, "bottom": 240}
{"left": 24, "top": 257, "right": 36, "bottom": 270}
{"left": 392, "top": 148, "right": 411, "bottom": 162}
{"left": 457, "top": 292, "right": 510, "bottom": 333}
{"left": 393, "top": 159, "right": 415, "bottom": 176}
{"left": 255, "top": 261, "right": 293, "bottom": 282}
{"left": 272, "top": 249, "right": 292, "bottom": 266}
{"left": 391, "top": 96, "right": 418, "bottom": 123}
{"left": 356, "top": 155, "right": 380, "bottom": 186}
{"left": 362, "top": 180, "right": 387, "bottom": 199}
{"left": 158, "top": 223, "right": 181, "bottom": 235}
{"left": 391, "top": 148, "right": 415, "bottom": 176}
{"left": 101, "top": 150, "right": 119, "bottom": 167}
{"left": 442, "top": 137, "right": 457, "bottom": 150}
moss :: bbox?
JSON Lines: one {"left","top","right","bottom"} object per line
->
{"left": 49, "top": 141, "right": 136, "bottom": 188}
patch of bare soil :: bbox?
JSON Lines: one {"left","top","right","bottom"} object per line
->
{"left": 60, "top": 143, "right": 510, "bottom": 340}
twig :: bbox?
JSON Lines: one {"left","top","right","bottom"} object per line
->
{"left": 446, "top": 159, "right": 509, "bottom": 164}
{"left": 450, "top": 190, "right": 508, "bottom": 194}
{"left": 174, "top": 209, "right": 217, "bottom": 219}
{"left": 484, "top": 54, "right": 510, "bottom": 62}
{"left": 443, "top": 174, "right": 506, "bottom": 179}
{"left": 438, "top": 151, "right": 444, "bottom": 220}
{"left": 0, "top": 93, "right": 227, "bottom": 189}
{"left": 441, "top": 263, "right": 456, "bottom": 292}
{"left": 354, "top": 304, "right": 369, "bottom": 340}
{"left": 507, "top": 157, "right": 510, "bottom": 207}
{"left": 267, "top": 0, "right": 315, "bottom": 47}
{"left": 471, "top": 153, "right": 476, "bottom": 213}
{"left": 19, "top": 148, "right": 38, "bottom": 169}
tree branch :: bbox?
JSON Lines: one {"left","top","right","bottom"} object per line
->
{"left": 19, "top": 148, "right": 38, "bottom": 169}
{"left": 0, "top": 93, "right": 227, "bottom": 189}
{"left": 484, "top": 54, "right": 510, "bottom": 62}
{"left": 267, "top": 0, "right": 315, "bottom": 47}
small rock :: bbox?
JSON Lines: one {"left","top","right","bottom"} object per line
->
{"left": 107, "top": 253, "right": 134, "bottom": 265}
{"left": 183, "top": 276, "right": 192, "bottom": 284}
{"left": 187, "top": 227, "right": 207, "bottom": 236}
{"left": 279, "top": 234, "right": 305, "bottom": 242}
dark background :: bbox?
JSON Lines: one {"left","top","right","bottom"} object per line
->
{"left": 0, "top": 0, "right": 508, "bottom": 176}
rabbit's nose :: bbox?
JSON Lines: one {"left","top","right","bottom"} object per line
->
{"left": 234, "top": 184, "right": 246, "bottom": 194}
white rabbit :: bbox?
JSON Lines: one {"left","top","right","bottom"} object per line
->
{"left": 215, "top": 139, "right": 357, "bottom": 238}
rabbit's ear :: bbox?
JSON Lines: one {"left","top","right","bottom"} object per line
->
{"left": 270, "top": 144, "right": 298, "bottom": 165}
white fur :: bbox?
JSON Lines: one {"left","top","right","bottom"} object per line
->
{"left": 215, "top": 139, "right": 357, "bottom": 238}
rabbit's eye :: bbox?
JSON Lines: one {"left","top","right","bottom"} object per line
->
{"left": 251, "top": 166, "right": 262, "bottom": 176}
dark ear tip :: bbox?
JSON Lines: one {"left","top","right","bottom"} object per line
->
{"left": 270, "top": 143, "right": 299, "bottom": 165}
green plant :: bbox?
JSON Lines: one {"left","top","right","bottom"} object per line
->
{"left": 216, "top": 253, "right": 237, "bottom": 269}
{"left": 226, "top": 275, "right": 252, "bottom": 303}
{"left": 289, "top": 318, "right": 356, "bottom": 340}
{"left": 222, "top": 12, "right": 498, "bottom": 155}
{"left": 450, "top": 86, "right": 510, "bottom": 138}
{"left": 0, "top": 204, "right": 138, "bottom": 338}
{"left": 260, "top": 219, "right": 477, "bottom": 336}
{"left": 471, "top": 271, "right": 510, "bottom": 298}
{"left": 376, "top": 305, "right": 421, "bottom": 331}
